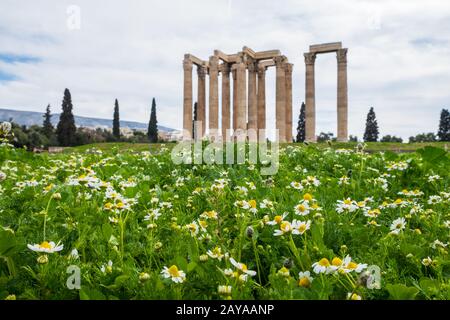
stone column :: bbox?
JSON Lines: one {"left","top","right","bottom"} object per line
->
{"left": 275, "top": 56, "right": 287, "bottom": 142}
{"left": 337, "top": 48, "right": 348, "bottom": 142}
{"left": 257, "top": 65, "right": 266, "bottom": 141}
{"left": 304, "top": 52, "right": 316, "bottom": 142}
{"left": 247, "top": 61, "right": 258, "bottom": 141}
{"left": 285, "top": 63, "right": 293, "bottom": 143}
{"left": 221, "top": 63, "right": 231, "bottom": 140}
{"left": 236, "top": 59, "right": 247, "bottom": 141}
{"left": 232, "top": 67, "right": 237, "bottom": 131}
{"left": 183, "top": 56, "right": 193, "bottom": 140}
{"left": 197, "top": 64, "right": 207, "bottom": 139}
{"left": 208, "top": 56, "right": 219, "bottom": 138}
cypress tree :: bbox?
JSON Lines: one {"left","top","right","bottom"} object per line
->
{"left": 192, "top": 102, "right": 198, "bottom": 139}
{"left": 56, "top": 88, "right": 77, "bottom": 146}
{"left": 437, "top": 108, "right": 450, "bottom": 141}
{"left": 113, "top": 99, "right": 120, "bottom": 139}
{"left": 42, "top": 104, "right": 54, "bottom": 138}
{"left": 363, "top": 107, "right": 379, "bottom": 142}
{"left": 296, "top": 102, "right": 306, "bottom": 142}
{"left": 147, "top": 98, "right": 158, "bottom": 143}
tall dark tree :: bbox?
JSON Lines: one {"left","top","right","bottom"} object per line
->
{"left": 42, "top": 104, "right": 54, "bottom": 138}
{"left": 192, "top": 102, "right": 198, "bottom": 139}
{"left": 437, "top": 108, "right": 450, "bottom": 141}
{"left": 296, "top": 102, "right": 306, "bottom": 142}
{"left": 147, "top": 98, "right": 158, "bottom": 143}
{"left": 113, "top": 99, "right": 120, "bottom": 139}
{"left": 56, "top": 88, "right": 77, "bottom": 146}
{"left": 363, "top": 107, "right": 379, "bottom": 142}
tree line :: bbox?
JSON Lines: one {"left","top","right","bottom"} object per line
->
{"left": 7, "top": 88, "right": 160, "bottom": 149}
{"left": 295, "top": 102, "right": 450, "bottom": 143}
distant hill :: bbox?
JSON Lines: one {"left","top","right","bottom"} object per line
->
{"left": 0, "top": 108, "right": 175, "bottom": 132}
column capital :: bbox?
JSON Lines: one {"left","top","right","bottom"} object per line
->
{"left": 284, "top": 63, "right": 293, "bottom": 75}
{"left": 209, "top": 55, "right": 219, "bottom": 71}
{"left": 337, "top": 48, "right": 348, "bottom": 63}
{"left": 304, "top": 52, "right": 316, "bottom": 65}
{"left": 257, "top": 64, "right": 267, "bottom": 75}
{"left": 197, "top": 64, "right": 207, "bottom": 78}
{"left": 247, "top": 60, "right": 257, "bottom": 73}
{"left": 274, "top": 55, "right": 288, "bottom": 67}
{"left": 220, "top": 63, "right": 231, "bottom": 74}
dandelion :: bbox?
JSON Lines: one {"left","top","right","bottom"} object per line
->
{"left": 161, "top": 265, "right": 186, "bottom": 283}
{"left": 27, "top": 241, "right": 64, "bottom": 253}
{"left": 298, "top": 271, "right": 313, "bottom": 287}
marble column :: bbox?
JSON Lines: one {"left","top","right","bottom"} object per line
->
{"left": 257, "top": 65, "right": 266, "bottom": 141}
{"left": 197, "top": 64, "right": 207, "bottom": 139}
{"left": 247, "top": 61, "right": 258, "bottom": 141}
{"left": 232, "top": 67, "right": 237, "bottom": 131}
{"left": 285, "top": 63, "right": 293, "bottom": 142}
{"left": 304, "top": 52, "right": 316, "bottom": 142}
{"left": 221, "top": 63, "right": 231, "bottom": 140}
{"left": 208, "top": 56, "right": 219, "bottom": 138}
{"left": 275, "top": 56, "right": 287, "bottom": 142}
{"left": 183, "top": 56, "right": 193, "bottom": 140}
{"left": 236, "top": 59, "right": 247, "bottom": 140}
{"left": 337, "top": 48, "right": 348, "bottom": 142}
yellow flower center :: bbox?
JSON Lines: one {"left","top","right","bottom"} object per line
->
{"left": 347, "top": 262, "right": 358, "bottom": 269}
{"left": 344, "top": 199, "right": 352, "bottom": 205}
{"left": 298, "top": 224, "right": 306, "bottom": 233}
{"left": 280, "top": 221, "right": 291, "bottom": 232}
{"left": 39, "top": 241, "right": 52, "bottom": 249}
{"left": 168, "top": 265, "right": 180, "bottom": 277}
{"left": 332, "top": 257, "right": 342, "bottom": 266}
{"left": 303, "top": 193, "right": 313, "bottom": 201}
{"left": 357, "top": 201, "right": 365, "bottom": 207}
{"left": 396, "top": 223, "right": 403, "bottom": 229}
{"left": 319, "top": 258, "right": 330, "bottom": 267}
{"left": 297, "top": 204, "right": 306, "bottom": 212}
{"left": 299, "top": 277, "right": 310, "bottom": 287}
{"left": 274, "top": 215, "right": 283, "bottom": 223}
{"left": 199, "top": 220, "right": 208, "bottom": 228}
{"left": 249, "top": 200, "right": 256, "bottom": 209}
{"left": 241, "top": 263, "right": 248, "bottom": 271}
{"left": 394, "top": 198, "right": 402, "bottom": 204}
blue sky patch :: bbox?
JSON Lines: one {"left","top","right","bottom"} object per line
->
{"left": 0, "top": 53, "right": 41, "bottom": 64}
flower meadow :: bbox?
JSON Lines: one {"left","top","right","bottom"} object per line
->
{"left": 0, "top": 139, "right": 449, "bottom": 300}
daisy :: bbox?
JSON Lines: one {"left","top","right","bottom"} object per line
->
{"left": 266, "top": 212, "right": 288, "bottom": 225}
{"left": 298, "top": 271, "right": 313, "bottom": 287}
{"left": 292, "top": 220, "right": 311, "bottom": 235}
{"left": 144, "top": 208, "right": 161, "bottom": 221}
{"left": 421, "top": 257, "right": 433, "bottom": 266}
{"left": 259, "top": 199, "right": 275, "bottom": 210}
{"left": 336, "top": 198, "right": 358, "bottom": 213}
{"left": 312, "top": 258, "right": 331, "bottom": 274}
{"left": 200, "top": 210, "right": 218, "bottom": 220}
{"left": 290, "top": 181, "right": 303, "bottom": 190}
{"left": 428, "top": 195, "right": 442, "bottom": 205}
{"left": 338, "top": 176, "right": 350, "bottom": 186}
{"left": 390, "top": 217, "right": 406, "bottom": 235}
{"left": 229, "top": 258, "right": 257, "bottom": 277}
{"left": 100, "top": 260, "right": 113, "bottom": 273}
{"left": 340, "top": 255, "right": 367, "bottom": 273}
{"left": 294, "top": 202, "right": 310, "bottom": 216}
{"left": 347, "top": 293, "right": 362, "bottom": 300}
{"left": 27, "top": 241, "right": 64, "bottom": 253}
{"left": 273, "top": 221, "right": 293, "bottom": 236}
{"left": 161, "top": 265, "right": 186, "bottom": 283}
{"left": 431, "top": 239, "right": 448, "bottom": 249}
{"left": 206, "top": 246, "right": 225, "bottom": 261}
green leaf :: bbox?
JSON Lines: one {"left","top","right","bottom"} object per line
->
{"left": 386, "top": 284, "right": 419, "bottom": 300}
{"left": 114, "top": 274, "right": 129, "bottom": 287}
{"left": 187, "top": 261, "right": 197, "bottom": 272}
{"left": 102, "top": 223, "right": 113, "bottom": 241}
{"left": 0, "top": 228, "right": 18, "bottom": 257}
{"left": 417, "top": 146, "right": 448, "bottom": 164}
{"left": 80, "top": 287, "right": 106, "bottom": 300}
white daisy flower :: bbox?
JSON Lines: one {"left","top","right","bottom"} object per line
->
{"left": 390, "top": 217, "right": 406, "bottom": 235}
{"left": 161, "top": 265, "right": 186, "bottom": 283}
{"left": 27, "top": 241, "right": 64, "bottom": 253}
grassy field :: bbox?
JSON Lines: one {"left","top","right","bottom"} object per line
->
{"left": 61, "top": 141, "right": 450, "bottom": 154}
{"left": 0, "top": 141, "right": 449, "bottom": 300}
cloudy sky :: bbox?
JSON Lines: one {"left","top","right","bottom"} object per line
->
{"left": 0, "top": 0, "right": 449, "bottom": 140}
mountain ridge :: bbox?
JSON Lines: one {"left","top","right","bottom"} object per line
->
{"left": 0, "top": 108, "right": 175, "bottom": 132}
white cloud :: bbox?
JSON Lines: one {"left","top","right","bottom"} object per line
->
{"left": 0, "top": 0, "right": 449, "bottom": 140}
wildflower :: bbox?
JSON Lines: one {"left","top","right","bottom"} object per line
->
{"left": 431, "top": 239, "right": 448, "bottom": 249}
{"left": 427, "top": 175, "right": 441, "bottom": 182}
{"left": 336, "top": 198, "right": 358, "bottom": 213}
{"left": 260, "top": 199, "right": 275, "bottom": 209}
{"left": 28, "top": 241, "right": 64, "bottom": 253}
{"left": 207, "top": 246, "right": 225, "bottom": 261}
{"left": 100, "top": 260, "right": 113, "bottom": 274}
{"left": 273, "top": 221, "right": 293, "bottom": 236}
{"left": 290, "top": 181, "right": 303, "bottom": 190}
{"left": 340, "top": 255, "right": 367, "bottom": 273}
{"left": 139, "top": 272, "right": 150, "bottom": 281}
{"left": 278, "top": 266, "right": 290, "bottom": 277}
{"left": 161, "top": 265, "right": 186, "bottom": 283}
{"left": 218, "top": 285, "right": 232, "bottom": 295}
{"left": 390, "top": 217, "right": 406, "bottom": 235}
{"left": 298, "top": 271, "right": 313, "bottom": 287}
{"left": 69, "top": 248, "right": 79, "bottom": 260}
{"left": 427, "top": 195, "right": 442, "bottom": 205}
{"left": 154, "top": 241, "right": 163, "bottom": 250}
{"left": 294, "top": 202, "right": 310, "bottom": 216}
{"left": 144, "top": 208, "right": 161, "bottom": 221}
{"left": 421, "top": 257, "right": 433, "bottom": 267}
{"left": 364, "top": 208, "right": 381, "bottom": 219}
{"left": 266, "top": 213, "right": 288, "bottom": 225}
{"left": 312, "top": 258, "right": 331, "bottom": 274}
{"left": 347, "top": 293, "right": 362, "bottom": 300}
{"left": 292, "top": 220, "right": 311, "bottom": 235}
{"left": 37, "top": 255, "right": 49, "bottom": 264}
{"left": 185, "top": 221, "right": 199, "bottom": 236}
{"left": 200, "top": 210, "right": 218, "bottom": 220}
{"left": 229, "top": 258, "right": 256, "bottom": 281}
{"left": 338, "top": 176, "right": 350, "bottom": 186}
{"left": 199, "top": 254, "right": 209, "bottom": 262}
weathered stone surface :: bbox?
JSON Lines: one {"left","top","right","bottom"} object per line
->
{"left": 304, "top": 52, "right": 316, "bottom": 142}
{"left": 309, "top": 42, "right": 342, "bottom": 53}
{"left": 247, "top": 60, "right": 258, "bottom": 141}
{"left": 275, "top": 56, "right": 287, "bottom": 143}
{"left": 197, "top": 64, "right": 207, "bottom": 139}
{"left": 285, "top": 63, "right": 293, "bottom": 142}
{"left": 183, "top": 57, "right": 193, "bottom": 140}
{"left": 221, "top": 63, "right": 231, "bottom": 140}
{"left": 257, "top": 64, "right": 266, "bottom": 140}
{"left": 208, "top": 55, "right": 219, "bottom": 135}
{"left": 337, "top": 48, "right": 348, "bottom": 142}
